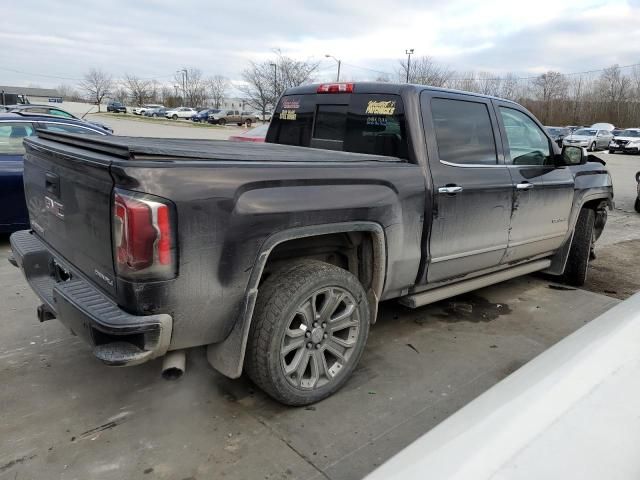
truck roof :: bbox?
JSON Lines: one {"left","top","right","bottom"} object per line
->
{"left": 26, "top": 130, "right": 400, "bottom": 163}
{"left": 283, "top": 81, "right": 519, "bottom": 105}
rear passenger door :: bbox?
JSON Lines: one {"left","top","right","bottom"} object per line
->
{"left": 421, "top": 92, "right": 513, "bottom": 283}
{"left": 494, "top": 102, "right": 574, "bottom": 263}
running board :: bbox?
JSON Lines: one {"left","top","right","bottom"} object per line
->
{"left": 399, "top": 259, "right": 551, "bottom": 309}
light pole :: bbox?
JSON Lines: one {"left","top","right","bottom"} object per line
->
{"left": 325, "top": 54, "right": 341, "bottom": 82}
{"left": 270, "top": 62, "right": 278, "bottom": 103}
{"left": 405, "top": 49, "right": 414, "bottom": 83}
{"left": 177, "top": 68, "right": 188, "bottom": 105}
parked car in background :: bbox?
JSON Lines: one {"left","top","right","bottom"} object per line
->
{"left": 165, "top": 107, "right": 197, "bottom": 120}
{"left": 611, "top": 128, "right": 626, "bottom": 137}
{"left": 563, "top": 128, "right": 613, "bottom": 151}
{"left": 144, "top": 107, "right": 168, "bottom": 118}
{"left": 208, "top": 109, "right": 258, "bottom": 126}
{"left": 591, "top": 122, "right": 615, "bottom": 131}
{"left": 2, "top": 104, "right": 113, "bottom": 134}
{"left": 107, "top": 101, "right": 127, "bottom": 113}
{"left": 545, "top": 126, "right": 570, "bottom": 147}
{"left": 609, "top": 128, "right": 640, "bottom": 154}
{"left": 0, "top": 112, "right": 109, "bottom": 233}
{"left": 257, "top": 111, "right": 273, "bottom": 122}
{"left": 228, "top": 124, "right": 268, "bottom": 142}
{"left": 191, "top": 108, "right": 221, "bottom": 123}
{"left": 133, "top": 104, "right": 164, "bottom": 115}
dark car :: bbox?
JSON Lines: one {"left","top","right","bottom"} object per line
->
{"left": 144, "top": 107, "right": 168, "bottom": 117}
{"left": 107, "top": 101, "right": 127, "bottom": 113}
{"left": 10, "top": 83, "right": 612, "bottom": 406}
{"left": 191, "top": 108, "right": 221, "bottom": 123}
{"left": 635, "top": 171, "right": 640, "bottom": 213}
{"left": 546, "top": 126, "right": 570, "bottom": 147}
{"left": 3, "top": 104, "right": 113, "bottom": 134}
{"left": 0, "top": 112, "right": 109, "bottom": 233}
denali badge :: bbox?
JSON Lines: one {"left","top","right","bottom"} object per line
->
{"left": 44, "top": 196, "right": 64, "bottom": 219}
{"left": 94, "top": 269, "right": 114, "bottom": 287}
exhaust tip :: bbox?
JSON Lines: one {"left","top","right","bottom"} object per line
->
{"left": 162, "top": 366, "right": 184, "bottom": 380}
{"left": 161, "top": 350, "right": 186, "bottom": 380}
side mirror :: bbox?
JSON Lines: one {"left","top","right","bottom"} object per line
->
{"left": 559, "top": 145, "right": 585, "bottom": 166}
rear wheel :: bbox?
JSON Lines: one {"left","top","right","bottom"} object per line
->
{"left": 245, "top": 119, "right": 253, "bottom": 127}
{"left": 589, "top": 142, "right": 596, "bottom": 152}
{"left": 152, "top": 113, "right": 158, "bottom": 118}
{"left": 561, "top": 208, "right": 595, "bottom": 287}
{"left": 245, "top": 261, "right": 370, "bottom": 406}
{"left": 608, "top": 149, "right": 615, "bottom": 154}
{"left": 635, "top": 197, "right": 640, "bottom": 213}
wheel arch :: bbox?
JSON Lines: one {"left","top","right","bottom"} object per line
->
{"left": 544, "top": 193, "right": 611, "bottom": 275}
{"left": 206, "top": 222, "right": 387, "bottom": 379}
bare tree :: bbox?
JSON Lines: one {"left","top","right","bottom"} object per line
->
{"left": 241, "top": 52, "right": 320, "bottom": 115}
{"left": 173, "top": 67, "right": 208, "bottom": 107}
{"left": 398, "top": 56, "right": 453, "bottom": 87}
{"left": 207, "top": 75, "right": 230, "bottom": 108}
{"left": 500, "top": 73, "right": 521, "bottom": 101}
{"left": 79, "top": 68, "right": 113, "bottom": 112}
{"left": 123, "top": 74, "right": 153, "bottom": 107}
{"left": 56, "top": 83, "right": 82, "bottom": 102}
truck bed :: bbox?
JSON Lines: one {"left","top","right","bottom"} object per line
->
{"left": 33, "top": 130, "right": 400, "bottom": 163}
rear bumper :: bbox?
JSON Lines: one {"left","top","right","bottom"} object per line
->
{"left": 9, "top": 230, "right": 172, "bottom": 366}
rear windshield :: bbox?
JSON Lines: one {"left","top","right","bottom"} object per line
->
{"left": 267, "top": 93, "right": 409, "bottom": 159}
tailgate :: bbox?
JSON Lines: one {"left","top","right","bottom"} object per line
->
{"left": 23, "top": 137, "right": 117, "bottom": 296}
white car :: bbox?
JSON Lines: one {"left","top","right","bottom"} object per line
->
{"left": 133, "top": 104, "right": 164, "bottom": 115}
{"left": 165, "top": 107, "right": 197, "bottom": 120}
{"left": 609, "top": 128, "right": 640, "bottom": 154}
{"left": 562, "top": 127, "right": 613, "bottom": 151}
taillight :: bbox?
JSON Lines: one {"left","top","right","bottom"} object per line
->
{"left": 113, "top": 190, "right": 176, "bottom": 279}
{"left": 317, "top": 83, "right": 354, "bottom": 94}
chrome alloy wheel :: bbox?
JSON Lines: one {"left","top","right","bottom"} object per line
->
{"left": 280, "top": 287, "right": 361, "bottom": 390}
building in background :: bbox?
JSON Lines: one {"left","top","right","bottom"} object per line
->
{"left": 0, "top": 86, "right": 63, "bottom": 105}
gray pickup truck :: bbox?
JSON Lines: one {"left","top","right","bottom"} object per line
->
{"left": 10, "top": 82, "right": 612, "bottom": 405}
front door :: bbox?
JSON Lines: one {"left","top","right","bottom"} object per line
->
{"left": 421, "top": 92, "right": 513, "bottom": 283}
{"left": 494, "top": 103, "right": 574, "bottom": 263}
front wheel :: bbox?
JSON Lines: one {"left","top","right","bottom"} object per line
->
{"left": 245, "top": 260, "right": 370, "bottom": 406}
{"left": 218, "top": 118, "right": 226, "bottom": 126}
{"left": 561, "top": 208, "right": 595, "bottom": 286}
{"left": 245, "top": 119, "right": 253, "bottom": 127}
{"left": 589, "top": 142, "right": 596, "bottom": 152}
{"left": 172, "top": 114, "right": 178, "bottom": 120}
{"left": 635, "top": 197, "right": 640, "bottom": 213}
{"left": 152, "top": 113, "right": 158, "bottom": 118}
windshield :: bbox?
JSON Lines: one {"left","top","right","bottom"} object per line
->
{"left": 546, "top": 128, "right": 567, "bottom": 135}
{"left": 620, "top": 130, "right": 640, "bottom": 138}
{"left": 573, "top": 129, "right": 596, "bottom": 136}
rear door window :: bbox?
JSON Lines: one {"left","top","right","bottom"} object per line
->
{"left": 430, "top": 98, "right": 498, "bottom": 165}
{"left": 0, "top": 122, "right": 36, "bottom": 155}
{"left": 268, "top": 93, "right": 409, "bottom": 159}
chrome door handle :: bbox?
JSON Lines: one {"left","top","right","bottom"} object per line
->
{"left": 438, "top": 186, "right": 463, "bottom": 194}
{"left": 516, "top": 182, "right": 534, "bottom": 190}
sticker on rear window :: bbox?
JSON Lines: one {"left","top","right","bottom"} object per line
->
{"left": 366, "top": 100, "right": 396, "bottom": 115}
{"left": 282, "top": 98, "right": 300, "bottom": 110}
{"left": 280, "top": 110, "right": 297, "bottom": 121}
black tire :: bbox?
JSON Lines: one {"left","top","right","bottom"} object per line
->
{"left": 589, "top": 142, "right": 596, "bottom": 152}
{"left": 172, "top": 114, "right": 178, "bottom": 120}
{"left": 635, "top": 197, "right": 640, "bottom": 213}
{"left": 562, "top": 208, "right": 596, "bottom": 286}
{"left": 245, "top": 119, "right": 252, "bottom": 127}
{"left": 218, "top": 118, "right": 226, "bottom": 126}
{"left": 152, "top": 113, "right": 158, "bottom": 118}
{"left": 608, "top": 149, "right": 615, "bottom": 154}
{"left": 245, "top": 260, "right": 370, "bottom": 406}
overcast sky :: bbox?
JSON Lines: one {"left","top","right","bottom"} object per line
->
{"left": 2, "top": 0, "right": 639, "bottom": 89}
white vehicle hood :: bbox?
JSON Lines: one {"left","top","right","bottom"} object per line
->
{"left": 564, "top": 135, "right": 592, "bottom": 141}
{"left": 367, "top": 293, "right": 640, "bottom": 480}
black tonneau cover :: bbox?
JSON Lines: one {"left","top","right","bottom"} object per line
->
{"left": 30, "top": 130, "right": 400, "bottom": 163}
